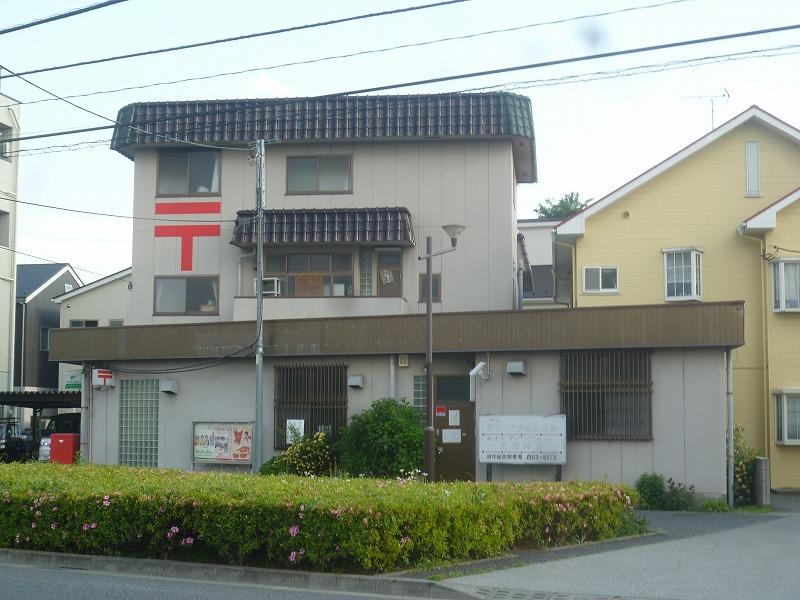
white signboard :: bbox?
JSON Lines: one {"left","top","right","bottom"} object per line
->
{"left": 63, "top": 370, "right": 82, "bottom": 391}
{"left": 479, "top": 414, "right": 566, "bottom": 465}
{"left": 91, "top": 368, "right": 115, "bottom": 387}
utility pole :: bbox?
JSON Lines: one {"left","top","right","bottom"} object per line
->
{"left": 252, "top": 139, "right": 266, "bottom": 474}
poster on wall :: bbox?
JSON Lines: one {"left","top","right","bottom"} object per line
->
{"left": 192, "top": 422, "right": 254, "bottom": 464}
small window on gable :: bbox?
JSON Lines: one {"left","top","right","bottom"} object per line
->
{"left": 746, "top": 140, "right": 760, "bottom": 197}
{"left": 583, "top": 267, "right": 618, "bottom": 293}
{"left": 64, "top": 283, "right": 73, "bottom": 293}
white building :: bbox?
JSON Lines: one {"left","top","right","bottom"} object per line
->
{"left": 0, "top": 94, "right": 20, "bottom": 408}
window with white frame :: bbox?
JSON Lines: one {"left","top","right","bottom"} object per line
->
{"left": 583, "top": 266, "right": 618, "bottom": 293}
{"left": 39, "top": 327, "right": 49, "bottom": 352}
{"left": 287, "top": 156, "right": 351, "bottom": 194}
{"left": 413, "top": 375, "right": 427, "bottom": 412}
{"left": 0, "top": 210, "right": 9, "bottom": 247}
{"left": 663, "top": 248, "right": 702, "bottom": 300}
{"left": 154, "top": 276, "right": 219, "bottom": 315}
{"left": 776, "top": 392, "right": 800, "bottom": 444}
{"left": 772, "top": 261, "right": 800, "bottom": 311}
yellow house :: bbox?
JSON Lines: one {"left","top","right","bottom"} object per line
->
{"left": 555, "top": 106, "right": 800, "bottom": 491}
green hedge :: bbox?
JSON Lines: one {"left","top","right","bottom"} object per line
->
{"left": 0, "top": 464, "right": 642, "bottom": 572}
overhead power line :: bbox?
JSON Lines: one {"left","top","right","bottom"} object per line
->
{"left": 0, "top": 0, "right": 471, "bottom": 80}
{"left": 0, "top": 0, "right": 691, "bottom": 108}
{"left": 5, "top": 19, "right": 800, "bottom": 147}
{"left": 0, "top": 245, "right": 111, "bottom": 277}
{"left": 0, "top": 0, "right": 128, "bottom": 36}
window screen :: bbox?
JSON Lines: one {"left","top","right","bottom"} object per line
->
{"left": 560, "top": 350, "right": 652, "bottom": 441}
{"left": 118, "top": 379, "right": 159, "bottom": 467}
{"left": 273, "top": 364, "right": 348, "bottom": 450}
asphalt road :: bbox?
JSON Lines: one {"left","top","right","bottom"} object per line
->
{"left": 0, "top": 563, "right": 420, "bottom": 600}
{"left": 447, "top": 507, "right": 800, "bottom": 600}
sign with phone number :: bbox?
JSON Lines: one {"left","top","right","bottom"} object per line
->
{"left": 479, "top": 415, "right": 566, "bottom": 465}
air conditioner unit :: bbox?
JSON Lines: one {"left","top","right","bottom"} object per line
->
{"left": 254, "top": 277, "right": 282, "bottom": 296}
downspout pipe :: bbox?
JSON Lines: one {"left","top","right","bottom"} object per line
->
{"left": 388, "top": 354, "right": 396, "bottom": 399}
{"left": 726, "top": 348, "right": 734, "bottom": 507}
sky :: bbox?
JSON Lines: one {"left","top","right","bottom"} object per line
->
{"left": 3, "top": 0, "right": 800, "bottom": 282}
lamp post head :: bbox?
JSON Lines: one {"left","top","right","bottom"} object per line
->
{"left": 442, "top": 223, "right": 466, "bottom": 248}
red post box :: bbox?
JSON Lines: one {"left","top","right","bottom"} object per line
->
{"left": 50, "top": 433, "right": 80, "bottom": 464}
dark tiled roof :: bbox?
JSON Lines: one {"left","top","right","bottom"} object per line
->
{"left": 16, "top": 263, "right": 68, "bottom": 300}
{"left": 111, "top": 93, "right": 536, "bottom": 182}
{"left": 231, "top": 207, "right": 415, "bottom": 248}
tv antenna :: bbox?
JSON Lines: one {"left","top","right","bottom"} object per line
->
{"left": 682, "top": 88, "right": 730, "bottom": 130}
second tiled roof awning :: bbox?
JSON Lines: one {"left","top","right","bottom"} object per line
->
{"left": 231, "top": 207, "right": 415, "bottom": 248}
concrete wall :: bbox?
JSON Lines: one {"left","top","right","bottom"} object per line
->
{"left": 473, "top": 349, "right": 726, "bottom": 497}
{"left": 0, "top": 94, "right": 20, "bottom": 396}
{"left": 89, "top": 348, "right": 726, "bottom": 496}
{"left": 127, "top": 140, "right": 518, "bottom": 326}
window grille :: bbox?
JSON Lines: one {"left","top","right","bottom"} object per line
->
{"left": 559, "top": 350, "right": 652, "bottom": 441}
{"left": 274, "top": 363, "right": 347, "bottom": 450}
{"left": 118, "top": 379, "right": 159, "bottom": 467}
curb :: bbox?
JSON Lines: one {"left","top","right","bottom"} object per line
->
{"left": 0, "top": 549, "right": 475, "bottom": 599}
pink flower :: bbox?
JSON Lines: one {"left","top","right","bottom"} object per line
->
{"left": 103, "top": 495, "right": 110, "bottom": 501}
{"left": 30, "top": 522, "right": 36, "bottom": 529}
{"left": 289, "top": 551, "right": 298, "bottom": 562}
{"left": 170, "top": 526, "right": 179, "bottom": 534}
{"left": 91, "top": 523, "right": 97, "bottom": 529}
{"left": 102, "top": 500, "right": 110, "bottom": 507}
{"left": 82, "top": 523, "right": 91, "bottom": 531}
{"left": 180, "top": 537, "right": 194, "bottom": 546}
{"left": 289, "top": 525, "right": 300, "bottom": 537}
{"left": 50, "top": 523, "right": 57, "bottom": 530}
{"left": 400, "top": 536, "right": 410, "bottom": 545}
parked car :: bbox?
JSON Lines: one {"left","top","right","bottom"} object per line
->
{"left": 0, "top": 420, "right": 28, "bottom": 462}
{"left": 38, "top": 413, "right": 80, "bottom": 462}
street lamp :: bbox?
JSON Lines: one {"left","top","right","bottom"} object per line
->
{"left": 418, "top": 223, "right": 465, "bottom": 482}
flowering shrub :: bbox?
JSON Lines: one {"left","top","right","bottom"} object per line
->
{"left": 0, "top": 464, "right": 642, "bottom": 572}
{"left": 281, "top": 432, "right": 334, "bottom": 476}
{"left": 733, "top": 423, "right": 757, "bottom": 505}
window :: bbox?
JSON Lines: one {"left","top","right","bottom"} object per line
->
{"left": 436, "top": 375, "right": 470, "bottom": 402}
{"left": 64, "top": 283, "right": 73, "bottom": 293}
{"left": 418, "top": 273, "right": 441, "bottom": 302}
{"left": 776, "top": 392, "right": 800, "bottom": 444}
{"left": 746, "top": 140, "right": 760, "bottom": 197}
{"left": 69, "top": 320, "right": 98, "bottom": 328}
{"left": 663, "top": 248, "right": 702, "bottom": 301}
{"left": 772, "top": 261, "right": 800, "bottom": 311}
{"left": 583, "top": 266, "right": 618, "bottom": 293}
{"left": 287, "top": 156, "right": 351, "bottom": 194}
{"left": 157, "top": 150, "right": 220, "bottom": 195}
{"left": 560, "top": 350, "right": 652, "bottom": 441}
{"left": 154, "top": 276, "right": 219, "bottom": 315}
{"left": 109, "top": 319, "right": 124, "bottom": 327}
{"left": 359, "top": 251, "right": 373, "bottom": 297}
{"left": 39, "top": 327, "right": 49, "bottom": 352}
{"left": 118, "top": 379, "right": 159, "bottom": 467}
{"left": 264, "top": 252, "right": 353, "bottom": 297}
{"left": 0, "top": 210, "right": 9, "bottom": 247}
{"left": 273, "top": 364, "right": 347, "bottom": 449}
{"left": 377, "top": 249, "right": 402, "bottom": 297}
{"left": 0, "top": 125, "right": 12, "bottom": 159}
{"left": 413, "top": 375, "right": 427, "bottom": 412}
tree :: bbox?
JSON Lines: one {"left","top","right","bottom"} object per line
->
{"left": 535, "top": 192, "right": 590, "bottom": 220}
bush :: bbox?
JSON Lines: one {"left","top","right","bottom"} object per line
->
{"left": 281, "top": 432, "right": 334, "bottom": 476}
{"left": 699, "top": 499, "right": 732, "bottom": 512}
{"left": 635, "top": 473, "right": 665, "bottom": 510}
{"left": 0, "top": 464, "right": 642, "bottom": 573}
{"left": 258, "top": 454, "right": 289, "bottom": 476}
{"left": 664, "top": 478, "right": 695, "bottom": 511}
{"left": 733, "top": 423, "right": 757, "bottom": 506}
{"left": 337, "top": 399, "right": 423, "bottom": 477}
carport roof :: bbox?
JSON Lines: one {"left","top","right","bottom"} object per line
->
{"left": 0, "top": 390, "right": 81, "bottom": 409}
